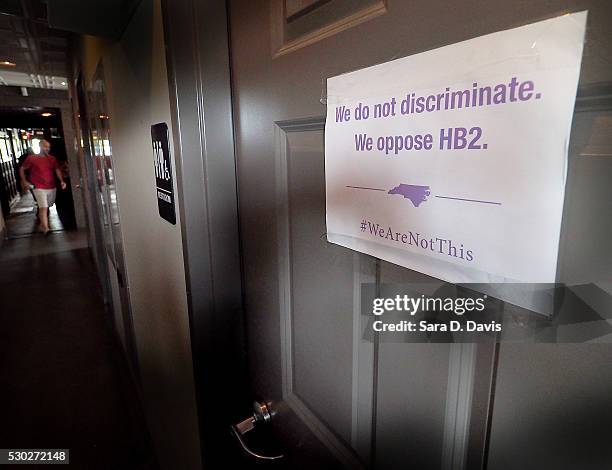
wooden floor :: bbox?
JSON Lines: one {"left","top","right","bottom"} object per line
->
{"left": 0, "top": 222, "right": 157, "bottom": 468}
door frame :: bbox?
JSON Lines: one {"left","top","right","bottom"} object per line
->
{"left": 161, "top": 0, "right": 245, "bottom": 466}
{"left": 74, "top": 72, "right": 113, "bottom": 308}
{"left": 87, "top": 61, "right": 141, "bottom": 381}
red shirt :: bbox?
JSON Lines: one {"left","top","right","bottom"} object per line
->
{"left": 22, "top": 154, "right": 59, "bottom": 189}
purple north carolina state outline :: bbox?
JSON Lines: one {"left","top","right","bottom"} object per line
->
{"left": 388, "top": 184, "right": 431, "bottom": 207}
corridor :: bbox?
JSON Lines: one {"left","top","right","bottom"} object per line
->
{"left": 0, "top": 232, "right": 157, "bottom": 469}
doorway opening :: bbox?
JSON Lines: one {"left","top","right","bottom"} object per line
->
{"left": 0, "top": 107, "right": 77, "bottom": 240}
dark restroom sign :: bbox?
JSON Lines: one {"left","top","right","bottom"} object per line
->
{"left": 151, "top": 123, "right": 176, "bottom": 225}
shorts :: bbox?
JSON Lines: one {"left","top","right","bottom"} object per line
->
{"left": 32, "top": 188, "right": 57, "bottom": 208}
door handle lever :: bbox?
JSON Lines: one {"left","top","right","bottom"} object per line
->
{"left": 231, "top": 401, "right": 284, "bottom": 461}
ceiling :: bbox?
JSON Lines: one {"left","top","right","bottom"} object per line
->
{"left": 0, "top": 0, "right": 69, "bottom": 90}
{"left": 0, "top": 0, "right": 143, "bottom": 92}
{"left": 0, "top": 105, "right": 62, "bottom": 128}
{"left": 46, "top": 0, "right": 142, "bottom": 39}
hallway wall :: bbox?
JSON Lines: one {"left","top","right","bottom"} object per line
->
{"left": 73, "top": 1, "right": 201, "bottom": 468}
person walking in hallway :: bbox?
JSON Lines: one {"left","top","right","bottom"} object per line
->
{"left": 19, "top": 139, "right": 67, "bottom": 235}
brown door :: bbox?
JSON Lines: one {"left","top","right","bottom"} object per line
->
{"left": 229, "top": 2, "right": 458, "bottom": 468}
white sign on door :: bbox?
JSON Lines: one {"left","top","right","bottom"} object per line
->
{"left": 325, "top": 12, "right": 586, "bottom": 284}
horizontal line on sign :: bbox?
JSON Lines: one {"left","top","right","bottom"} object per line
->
{"left": 156, "top": 187, "right": 172, "bottom": 194}
{"left": 435, "top": 195, "right": 501, "bottom": 205}
{"left": 346, "top": 185, "right": 386, "bottom": 191}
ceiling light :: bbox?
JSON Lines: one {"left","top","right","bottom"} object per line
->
{"left": 61, "top": 81, "right": 67, "bottom": 86}
{"left": 0, "top": 60, "right": 16, "bottom": 67}
{"left": 41, "top": 112, "right": 53, "bottom": 117}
